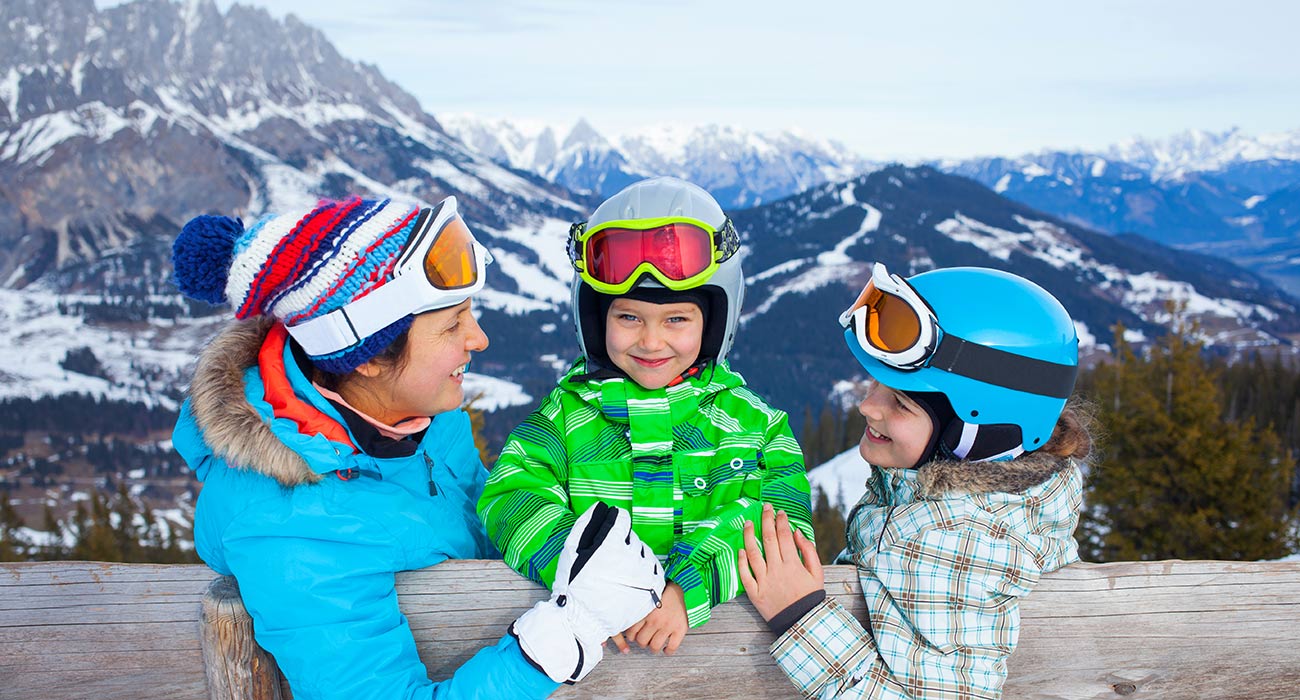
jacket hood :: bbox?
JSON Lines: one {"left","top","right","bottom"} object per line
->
{"left": 187, "top": 318, "right": 336, "bottom": 487}
{"left": 913, "top": 449, "right": 1075, "bottom": 499}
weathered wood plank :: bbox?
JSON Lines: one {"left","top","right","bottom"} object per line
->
{"left": 0, "top": 562, "right": 214, "bottom": 700}
{"left": 4, "top": 560, "right": 1299, "bottom": 700}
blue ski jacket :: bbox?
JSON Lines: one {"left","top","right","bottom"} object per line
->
{"left": 173, "top": 319, "right": 557, "bottom": 700}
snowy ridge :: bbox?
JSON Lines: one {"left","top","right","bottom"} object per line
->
{"left": 1108, "top": 127, "right": 1300, "bottom": 180}
{"left": 439, "top": 114, "right": 880, "bottom": 208}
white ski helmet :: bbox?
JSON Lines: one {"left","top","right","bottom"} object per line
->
{"left": 568, "top": 176, "right": 745, "bottom": 368}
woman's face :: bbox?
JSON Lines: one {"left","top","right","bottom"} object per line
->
{"left": 359, "top": 299, "right": 489, "bottom": 423}
{"left": 857, "top": 381, "right": 933, "bottom": 469}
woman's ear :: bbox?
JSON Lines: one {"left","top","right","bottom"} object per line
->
{"left": 352, "top": 359, "right": 385, "bottom": 379}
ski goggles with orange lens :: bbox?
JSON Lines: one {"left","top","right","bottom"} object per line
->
{"left": 287, "top": 196, "right": 492, "bottom": 356}
{"left": 838, "top": 262, "right": 939, "bottom": 369}
{"left": 567, "top": 215, "right": 740, "bottom": 295}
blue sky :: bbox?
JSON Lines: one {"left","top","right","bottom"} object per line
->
{"left": 103, "top": 0, "right": 1300, "bottom": 160}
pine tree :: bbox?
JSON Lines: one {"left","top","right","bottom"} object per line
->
{"left": 1080, "top": 315, "right": 1298, "bottom": 561}
{"left": 0, "top": 495, "right": 26, "bottom": 562}
{"left": 40, "top": 504, "right": 65, "bottom": 560}
{"left": 464, "top": 392, "right": 492, "bottom": 467}
{"left": 815, "top": 404, "right": 837, "bottom": 470}
{"left": 71, "top": 492, "right": 123, "bottom": 561}
{"left": 800, "top": 406, "right": 818, "bottom": 469}
{"left": 808, "top": 486, "right": 847, "bottom": 564}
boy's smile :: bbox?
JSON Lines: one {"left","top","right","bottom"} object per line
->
{"left": 605, "top": 297, "right": 704, "bottom": 390}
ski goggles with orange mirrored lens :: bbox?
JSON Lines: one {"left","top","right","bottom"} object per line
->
{"left": 838, "top": 262, "right": 940, "bottom": 369}
{"left": 287, "top": 195, "right": 491, "bottom": 356}
{"left": 567, "top": 216, "right": 739, "bottom": 295}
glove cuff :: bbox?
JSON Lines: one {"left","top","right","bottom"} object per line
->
{"left": 511, "top": 598, "right": 605, "bottom": 684}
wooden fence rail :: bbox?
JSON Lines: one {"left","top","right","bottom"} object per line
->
{"left": 3, "top": 559, "right": 1299, "bottom": 699}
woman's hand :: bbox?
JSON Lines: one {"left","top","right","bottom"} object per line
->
{"left": 610, "top": 581, "right": 689, "bottom": 655}
{"left": 738, "top": 503, "right": 824, "bottom": 622}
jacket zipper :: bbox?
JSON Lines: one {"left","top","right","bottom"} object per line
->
{"left": 424, "top": 453, "right": 438, "bottom": 496}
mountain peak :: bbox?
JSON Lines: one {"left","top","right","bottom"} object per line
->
{"left": 562, "top": 118, "right": 609, "bottom": 150}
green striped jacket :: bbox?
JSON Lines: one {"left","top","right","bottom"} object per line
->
{"left": 478, "top": 359, "right": 814, "bottom": 628}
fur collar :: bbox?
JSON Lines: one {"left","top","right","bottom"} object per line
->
{"left": 914, "top": 449, "right": 1073, "bottom": 499}
{"left": 188, "top": 318, "right": 323, "bottom": 487}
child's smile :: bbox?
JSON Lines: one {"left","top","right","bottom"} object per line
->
{"left": 857, "top": 382, "right": 934, "bottom": 469}
{"left": 605, "top": 297, "right": 704, "bottom": 390}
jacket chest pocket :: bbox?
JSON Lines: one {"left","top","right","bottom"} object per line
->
{"left": 567, "top": 458, "right": 635, "bottom": 509}
{"left": 675, "top": 451, "right": 763, "bottom": 522}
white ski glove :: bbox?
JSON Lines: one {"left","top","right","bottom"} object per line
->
{"left": 510, "top": 501, "right": 666, "bottom": 684}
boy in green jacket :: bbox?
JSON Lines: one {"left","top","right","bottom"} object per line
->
{"left": 479, "top": 176, "right": 814, "bottom": 655}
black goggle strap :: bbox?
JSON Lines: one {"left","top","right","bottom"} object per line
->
{"left": 930, "top": 333, "right": 1077, "bottom": 399}
{"left": 567, "top": 221, "right": 587, "bottom": 270}
{"left": 715, "top": 218, "right": 740, "bottom": 264}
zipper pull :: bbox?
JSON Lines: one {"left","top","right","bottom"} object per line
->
{"left": 424, "top": 453, "right": 438, "bottom": 496}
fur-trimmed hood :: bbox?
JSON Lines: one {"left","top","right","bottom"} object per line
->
{"left": 913, "top": 449, "right": 1075, "bottom": 499}
{"left": 185, "top": 318, "right": 327, "bottom": 487}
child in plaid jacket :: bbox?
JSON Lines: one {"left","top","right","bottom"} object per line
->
{"left": 741, "top": 264, "right": 1091, "bottom": 699}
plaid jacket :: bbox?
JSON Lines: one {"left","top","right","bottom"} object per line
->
{"left": 478, "top": 358, "right": 814, "bottom": 628}
{"left": 772, "top": 451, "right": 1083, "bottom": 699}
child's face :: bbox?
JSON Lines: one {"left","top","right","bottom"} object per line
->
{"left": 605, "top": 297, "right": 704, "bottom": 390}
{"left": 857, "top": 381, "right": 934, "bottom": 469}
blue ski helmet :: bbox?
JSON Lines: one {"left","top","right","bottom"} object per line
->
{"left": 842, "top": 266, "right": 1078, "bottom": 457}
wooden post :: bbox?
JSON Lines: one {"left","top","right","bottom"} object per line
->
{"left": 199, "top": 575, "right": 289, "bottom": 700}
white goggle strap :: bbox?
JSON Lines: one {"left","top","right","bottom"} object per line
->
{"left": 286, "top": 273, "right": 427, "bottom": 356}
{"left": 286, "top": 241, "right": 490, "bottom": 357}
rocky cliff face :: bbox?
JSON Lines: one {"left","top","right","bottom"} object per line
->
{"left": 0, "top": 0, "right": 582, "bottom": 289}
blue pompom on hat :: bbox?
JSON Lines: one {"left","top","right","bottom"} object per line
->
{"left": 171, "top": 197, "right": 424, "bottom": 374}
{"left": 172, "top": 215, "right": 243, "bottom": 304}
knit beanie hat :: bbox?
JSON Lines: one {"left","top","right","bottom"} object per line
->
{"left": 172, "top": 196, "right": 424, "bottom": 374}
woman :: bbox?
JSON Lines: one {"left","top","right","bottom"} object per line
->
{"left": 171, "top": 195, "right": 662, "bottom": 700}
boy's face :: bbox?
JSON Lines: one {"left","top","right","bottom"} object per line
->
{"left": 856, "top": 381, "right": 934, "bottom": 469}
{"left": 605, "top": 297, "right": 704, "bottom": 390}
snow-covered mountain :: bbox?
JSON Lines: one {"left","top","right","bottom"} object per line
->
{"left": 0, "top": 0, "right": 585, "bottom": 292}
{"left": 1106, "top": 127, "right": 1300, "bottom": 182}
{"left": 439, "top": 115, "right": 878, "bottom": 209}
{"left": 730, "top": 166, "right": 1299, "bottom": 414}
{"left": 943, "top": 129, "right": 1300, "bottom": 297}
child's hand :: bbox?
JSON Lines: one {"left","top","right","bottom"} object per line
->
{"left": 616, "top": 581, "right": 688, "bottom": 655}
{"left": 739, "top": 503, "right": 824, "bottom": 622}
